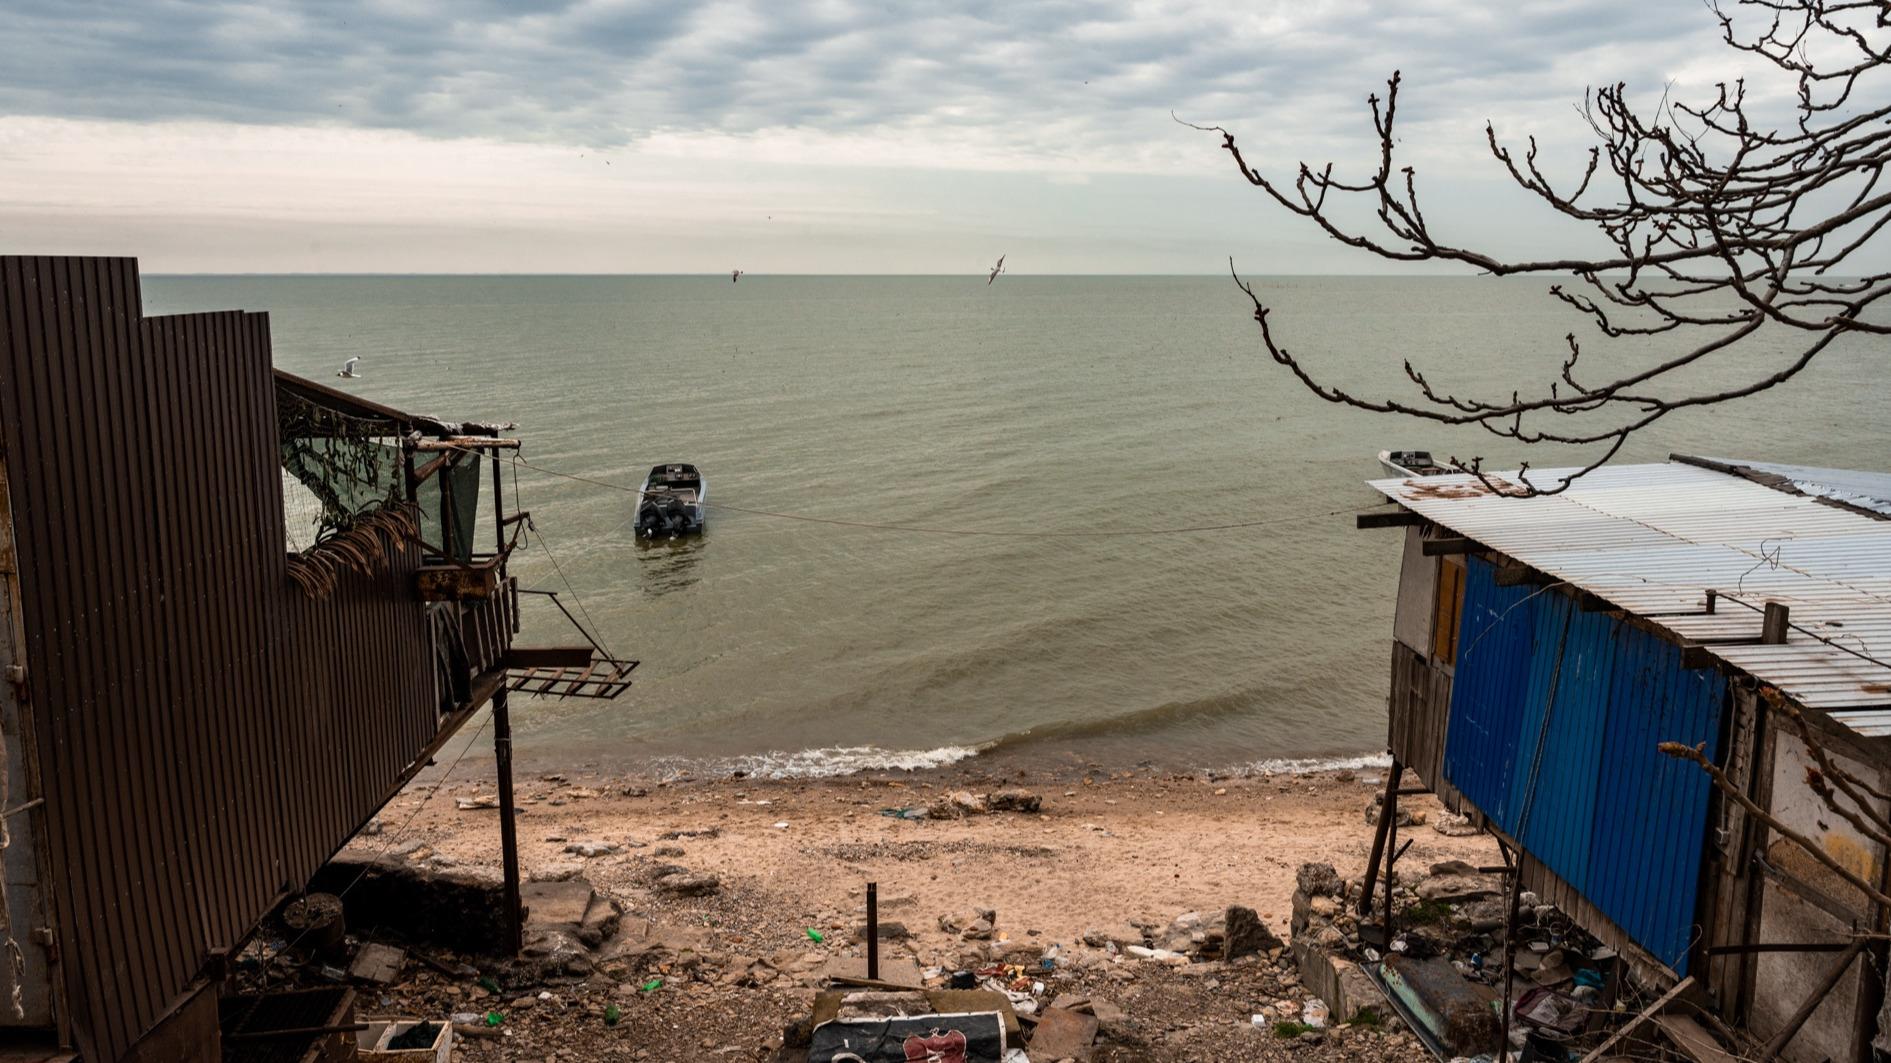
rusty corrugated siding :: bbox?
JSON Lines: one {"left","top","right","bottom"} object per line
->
{"left": 0, "top": 256, "right": 487, "bottom": 1061}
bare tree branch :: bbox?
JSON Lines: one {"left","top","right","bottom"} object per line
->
{"left": 1194, "top": 1, "right": 1891, "bottom": 494}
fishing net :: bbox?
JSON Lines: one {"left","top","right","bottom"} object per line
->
{"left": 277, "top": 387, "right": 482, "bottom": 597}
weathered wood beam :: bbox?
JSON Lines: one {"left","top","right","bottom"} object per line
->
{"left": 505, "top": 646, "right": 596, "bottom": 669}
{"left": 1421, "top": 537, "right": 1478, "bottom": 556}
{"left": 413, "top": 436, "right": 522, "bottom": 452}
{"left": 1575, "top": 976, "right": 1696, "bottom": 1063}
{"left": 1355, "top": 510, "right": 1423, "bottom": 529}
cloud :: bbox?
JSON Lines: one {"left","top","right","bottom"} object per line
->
{"left": 2, "top": 0, "right": 1745, "bottom": 174}
{"left": 0, "top": 2, "right": 1799, "bottom": 271}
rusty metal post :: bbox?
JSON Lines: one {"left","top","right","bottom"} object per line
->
{"left": 866, "top": 882, "right": 879, "bottom": 982}
{"left": 1358, "top": 761, "right": 1403, "bottom": 918}
{"left": 1497, "top": 842, "right": 1520, "bottom": 1058}
{"left": 493, "top": 689, "right": 524, "bottom": 955}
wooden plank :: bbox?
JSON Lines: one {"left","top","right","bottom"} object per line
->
{"left": 1356, "top": 510, "right": 1423, "bottom": 529}
{"left": 1421, "top": 537, "right": 1478, "bottom": 556}
{"left": 1652, "top": 1013, "right": 1737, "bottom": 1063}
{"left": 505, "top": 646, "right": 594, "bottom": 669}
{"left": 1576, "top": 976, "right": 1694, "bottom": 1063}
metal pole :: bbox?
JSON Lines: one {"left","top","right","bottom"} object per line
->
{"left": 1498, "top": 842, "right": 1520, "bottom": 1059}
{"left": 1359, "top": 761, "right": 1403, "bottom": 918}
{"left": 493, "top": 689, "right": 524, "bottom": 955}
{"left": 866, "top": 882, "right": 879, "bottom": 982}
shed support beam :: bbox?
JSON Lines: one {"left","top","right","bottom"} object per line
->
{"left": 1357, "top": 761, "right": 1403, "bottom": 918}
{"left": 1355, "top": 510, "right": 1423, "bottom": 530}
{"left": 492, "top": 689, "right": 524, "bottom": 955}
{"left": 1421, "top": 537, "right": 1478, "bottom": 556}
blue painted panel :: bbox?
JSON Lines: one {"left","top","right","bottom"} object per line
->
{"left": 1440, "top": 557, "right": 1727, "bottom": 974}
{"left": 1443, "top": 563, "right": 1537, "bottom": 824}
{"left": 1584, "top": 631, "right": 1724, "bottom": 970}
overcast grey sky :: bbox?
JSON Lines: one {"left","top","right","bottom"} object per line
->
{"left": 0, "top": 1, "right": 1775, "bottom": 273}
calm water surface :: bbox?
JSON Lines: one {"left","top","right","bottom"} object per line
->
{"left": 143, "top": 276, "right": 1887, "bottom": 775}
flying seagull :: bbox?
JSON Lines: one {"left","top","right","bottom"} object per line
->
{"left": 732, "top": 269, "right": 744, "bottom": 283}
{"left": 987, "top": 255, "right": 1005, "bottom": 285}
{"left": 337, "top": 357, "right": 362, "bottom": 379}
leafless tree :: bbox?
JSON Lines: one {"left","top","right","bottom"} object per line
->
{"left": 1195, "top": 0, "right": 1891, "bottom": 494}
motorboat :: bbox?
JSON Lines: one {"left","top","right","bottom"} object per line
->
{"left": 635, "top": 463, "right": 707, "bottom": 538}
{"left": 1378, "top": 450, "right": 1453, "bottom": 477}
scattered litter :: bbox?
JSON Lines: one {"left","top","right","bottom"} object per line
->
{"left": 1301, "top": 998, "right": 1328, "bottom": 1028}
{"left": 455, "top": 795, "right": 499, "bottom": 811}
{"left": 806, "top": 928, "right": 825, "bottom": 943}
{"left": 641, "top": 978, "right": 663, "bottom": 992}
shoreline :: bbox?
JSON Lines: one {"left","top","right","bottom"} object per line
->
{"left": 439, "top": 716, "right": 1400, "bottom": 784}
{"left": 353, "top": 757, "right": 1495, "bottom": 1060}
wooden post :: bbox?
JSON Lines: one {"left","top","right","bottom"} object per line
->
{"left": 1358, "top": 762, "right": 1404, "bottom": 918}
{"left": 491, "top": 454, "right": 505, "bottom": 554}
{"left": 1382, "top": 785, "right": 1399, "bottom": 936}
{"left": 1762, "top": 601, "right": 1790, "bottom": 645}
{"left": 866, "top": 882, "right": 879, "bottom": 982}
{"left": 493, "top": 689, "right": 524, "bottom": 955}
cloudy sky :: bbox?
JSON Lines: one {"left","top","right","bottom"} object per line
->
{"left": 0, "top": 1, "right": 1769, "bottom": 273}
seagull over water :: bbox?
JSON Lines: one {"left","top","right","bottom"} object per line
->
{"left": 337, "top": 356, "right": 361, "bottom": 378}
{"left": 987, "top": 254, "right": 1006, "bottom": 285}
{"left": 732, "top": 269, "right": 743, "bottom": 283}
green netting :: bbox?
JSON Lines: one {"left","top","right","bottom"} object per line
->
{"left": 420, "top": 456, "right": 481, "bottom": 563}
{"left": 278, "top": 388, "right": 479, "bottom": 561}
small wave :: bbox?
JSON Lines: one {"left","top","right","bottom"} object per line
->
{"left": 648, "top": 744, "right": 983, "bottom": 780}
{"left": 978, "top": 689, "right": 1264, "bottom": 754}
{"left": 1228, "top": 751, "right": 1392, "bottom": 776}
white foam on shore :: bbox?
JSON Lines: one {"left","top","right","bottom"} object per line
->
{"left": 651, "top": 744, "right": 983, "bottom": 780}
{"left": 1228, "top": 751, "right": 1393, "bottom": 776}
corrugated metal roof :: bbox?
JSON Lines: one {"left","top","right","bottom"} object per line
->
{"left": 1369, "top": 459, "right": 1891, "bottom": 734}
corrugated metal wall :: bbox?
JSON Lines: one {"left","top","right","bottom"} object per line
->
{"left": 0, "top": 257, "right": 482, "bottom": 1060}
{"left": 1443, "top": 556, "right": 1727, "bottom": 973}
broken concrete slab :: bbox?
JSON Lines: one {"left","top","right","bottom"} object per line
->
{"left": 1292, "top": 939, "right": 1387, "bottom": 1024}
{"left": 1224, "top": 905, "right": 1282, "bottom": 959}
{"left": 348, "top": 942, "right": 406, "bottom": 985}
{"left": 1029, "top": 1006, "right": 1099, "bottom": 1061}
{"left": 311, "top": 856, "right": 508, "bottom": 955}
{"left": 821, "top": 954, "right": 925, "bottom": 988}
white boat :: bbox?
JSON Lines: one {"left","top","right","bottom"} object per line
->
{"left": 1378, "top": 450, "right": 1452, "bottom": 477}
{"left": 635, "top": 463, "right": 707, "bottom": 537}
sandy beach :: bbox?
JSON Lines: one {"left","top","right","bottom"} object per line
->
{"left": 333, "top": 759, "right": 1498, "bottom": 1060}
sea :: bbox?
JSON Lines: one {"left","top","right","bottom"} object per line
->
{"left": 142, "top": 275, "right": 1887, "bottom": 777}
